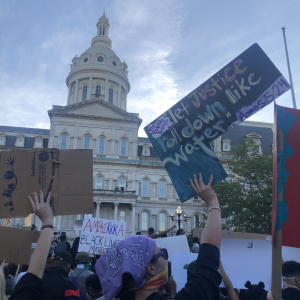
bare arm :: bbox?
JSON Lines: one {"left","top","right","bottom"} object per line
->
{"left": 152, "top": 225, "right": 176, "bottom": 238}
{"left": 27, "top": 191, "right": 54, "bottom": 278}
{"left": 219, "top": 261, "right": 239, "bottom": 300}
{"left": 190, "top": 173, "right": 221, "bottom": 249}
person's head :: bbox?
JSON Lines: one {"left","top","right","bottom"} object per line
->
{"left": 75, "top": 251, "right": 91, "bottom": 265}
{"left": 52, "top": 251, "right": 74, "bottom": 274}
{"left": 160, "top": 233, "right": 167, "bottom": 238}
{"left": 282, "top": 260, "right": 300, "bottom": 288}
{"left": 60, "top": 233, "right": 67, "bottom": 242}
{"left": 244, "top": 281, "right": 266, "bottom": 300}
{"left": 148, "top": 227, "right": 154, "bottom": 235}
{"left": 136, "top": 232, "right": 142, "bottom": 235}
{"left": 193, "top": 237, "right": 200, "bottom": 244}
{"left": 85, "top": 274, "right": 102, "bottom": 300}
{"left": 176, "top": 228, "right": 185, "bottom": 236}
{"left": 96, "top": 235, "right": 168, "bottom": 300}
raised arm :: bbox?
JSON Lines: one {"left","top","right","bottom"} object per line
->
{"left": 27, "top": 191, "right": 54, "bottom": 278}
{"left": 190, "top": 173, "right": 221, "bottom": 249}
{"left": 219, "top": 261, "right": 239, "bottom": 300}
{"left": 152, "top": 225, "right": 176, "bottom": 238}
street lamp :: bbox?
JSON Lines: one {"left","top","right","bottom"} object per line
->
{"left": 170, "top": 206, "right": 187, "bottom": 229}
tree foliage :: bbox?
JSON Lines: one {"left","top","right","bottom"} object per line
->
{"left": 202, "top": 138, "right": 273, "bottom": 234}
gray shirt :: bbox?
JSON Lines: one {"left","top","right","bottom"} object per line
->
{"left": 69, "top": 268, "right": 93, "bottom": 300}
{"left": 191, "top": 243, "right": 200, "bottom": 253}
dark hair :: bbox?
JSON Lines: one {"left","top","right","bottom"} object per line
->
{"left": 148, "top": 227, "right": 154, "bottom": 234}
{"left": 161, "top": 233, "right": 168, "bottom": 238}
{"left": 60, "top": 234, "right": 67, "bottom": 242}
{"left": 244, "top": 281, "right": 266, "bottom": 300}
{"left": 282, "top": 260, "right": 300, "bottom": 277}
{"left": 116, "top": 273, "right": 135, "bottom": 300}
{"left": 193, "top": 237, "right": 200, "bottom": 243}
{"left": 4, "top": 267, "right": 10, "bottom": 278}
{"left": 85, "top": 274, "right": 102, "bottom": 292}
{"left": 136, "top": 232, "right": 142, "bottom": 235}
{"left": 176, "top": 228, "right": 184, "bottom": 236}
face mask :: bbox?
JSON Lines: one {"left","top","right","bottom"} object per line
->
{"left": 143, "top": 264, "right": 168, "bottom": 290}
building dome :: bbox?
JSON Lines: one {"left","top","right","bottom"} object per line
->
{"left": 66, "top": 13, "right": 130, "bottom": 111}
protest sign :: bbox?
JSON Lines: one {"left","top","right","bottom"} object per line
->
{"left": 0, "top": 149, "right": 94, "bottom": 218}
{"left": 0, "top": 226, "right": 40, "bottom": 265}
{"left": 172, "top": 239, "right": 273, "bottom": 292}
{"left": 155, "top": 235, "right": 190, "bottom": 261}
{"left": 78, "top": 216, "right": 126, "bottom": 254}
{"left": 144, "top": 43, "right": 290, "bottom": 203}
{"left": 273, "top": 105, "right": 300, "bottom": 248}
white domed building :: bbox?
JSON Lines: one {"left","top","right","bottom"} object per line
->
{"left": 0, "top": 14, "right": 273, "bottom": 238}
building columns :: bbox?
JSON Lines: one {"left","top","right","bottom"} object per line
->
{"left": 96, "top": 202, "right": 101, "bottom": 218}
{"left": 67, "top": 85, "right": 71, "bottom": 105}
{"left": 114, "top": 203, "right": 119, "bottom": 220}
{"left": 88, "top": 77, "right": 92, "bottom": 100}
{"left": 118, "top": 84, "right": 121, "bottom": 108}
{"left": 73, "top": 137, "right": 77, "bottom": 149}
{"left": 131, "top": 204, "right": 136, "bottom": 234}
{"left": 105, "top": 79, "right": 109, "bottom": 102}
{"left": 74, "top": 80, "right": 79, "bottom": 103}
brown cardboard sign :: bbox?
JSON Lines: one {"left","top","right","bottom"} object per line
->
{"left": 0, "top": 149, "right": 94, "bottom": 218}
{"left": 193, "top": 228, "right": 270, "bottom": 240}
{"left": 0, "top": 226, "right": 40, "bottom": 265}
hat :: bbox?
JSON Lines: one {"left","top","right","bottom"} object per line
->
{"left": 183, "top": 260, "right": 197, "bottom": 277}
{"left": 54, "top": 251, "right": 74, "bottom": 268}
{"left": 96, "top": 235, "right": 156, "bottom": 300}
{"left": 75, "top": 251, "right": 91, "bottom": 263}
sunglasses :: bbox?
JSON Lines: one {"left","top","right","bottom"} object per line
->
{"left": 151, "top": 248, "right": 168, "bottom": 262}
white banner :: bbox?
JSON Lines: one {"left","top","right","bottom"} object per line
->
{"left": 78, "top": 217, "right": 126, "bottom": 254}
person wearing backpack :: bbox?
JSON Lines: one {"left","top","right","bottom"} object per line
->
{"left": 55, "top": 233, "right": 71, "bottom": 254}
{"left": 69, "top": 252, "right": 94, "bottom": 300}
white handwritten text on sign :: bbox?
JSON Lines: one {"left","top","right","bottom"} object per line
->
{"left": 78, "top": 217, "right": 126, "bottom": 254}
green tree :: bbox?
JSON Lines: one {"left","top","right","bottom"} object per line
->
{"left": 202, "top": 138, "right": 272, "bottom": 234}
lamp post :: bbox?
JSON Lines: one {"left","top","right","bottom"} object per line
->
{"left": 170, "top": 206, "right": 187, "bottom": 229}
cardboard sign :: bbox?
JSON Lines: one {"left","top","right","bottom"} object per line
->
{"left": 0, "top": 226, "right": 40, "bottom": 265}
{"left": 78, "top": 217, "right": 126, "bottom": 254}
{"left": 0, "top": 149, "right": 94, "bottom": 218}
{"left": 156, "top": 235, "right": 190, "bottom": 261}
{"left": 273, "top": 105, "right": 300, "bottom": 248}
{"left": 144, "top": 43, "right": 290, "bottom": 203}
{"left": 193, "top": 228, "right": 270, "bottom": 240}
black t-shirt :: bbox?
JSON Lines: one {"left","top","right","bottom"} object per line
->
{"left": 282, "top": 287, "right": 300, "bottom": 300}
{"left": 10, "top": 272, "right": 45, "bottom": 300}
{"left": 146, "top": 243, "right": 221, "bottom": 300}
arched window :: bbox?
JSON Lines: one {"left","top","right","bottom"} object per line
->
{"left": 120, "top": 211, "right": 126, "bottom": 222}
{"left": 159, "top": 181, "right": 165, "bottom": 198}
{"left": 84, "top": 137, "right": 90, "bottom": 149}
{"left": 60, "top": 135, "right": 67, "bottom": 150}
{"left": 95, "top": 177, "right": 102, "bottom": 189}
{"left": 121, "top": 140, "right": 127, "bottom": 156}
{"left": 142, "top": 180, "right": 149, "bottom": 196}
{"left": 96, "top": 85, "right": 101, "bottom": 96}
{"left": 119, "top": 178, "right": 126, "bottom": 191}
{"left": 159, "top": 213, "right": 166, "bottom": 231}
{"left": 109, "top": 88, "right": 113, "bottom": 104}
{"left": 103, "top": 27, "right": 105, "bottom": 36}
{"left": 141, "top": 212, "right": 148, "bottom": 230}
{"left": 99, "top": 138, "right": 105, "bottom": 154}
{"left": 194, "top": 215, "right": 200, "bottom": 228}
{"left": 82, "top": 86, "right": 87, "bottom": 101}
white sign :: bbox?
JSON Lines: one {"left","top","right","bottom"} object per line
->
{"left": 156, "top": 235, "right": 190, "bottom": 261}
{"left": 78, "top": 217, "right": 126, "bottom": 254}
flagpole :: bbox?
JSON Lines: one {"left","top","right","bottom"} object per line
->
{"left": 282, "top": 27, "right": 297, "bottom": 109}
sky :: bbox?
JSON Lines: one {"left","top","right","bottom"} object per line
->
{"left": 0, "top": 0, "right": 300, "bottom": 137}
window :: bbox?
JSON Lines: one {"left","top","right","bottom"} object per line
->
{"left": 36, "top": 141, "right": 42, "bottom": 147}
{"left": 119, "top": 178, "right": 126, "bottom": 189}
{"left": 4, "top": 218, "right": 11, "bottom": 226}
{"left": 60, "top": 135, "right": 67, "bottom": 149}
{"left": 120, "top": 211, "right": 126, "bottom": 222}
{"left": 194, "top": 215, "right": 200, "bottom": 228}
{"left": 121, "top": 140, "right": 127, "bottom": 156}
{"left": 96, "top": 85, "right": 101, "bottom": 96}
{"left": 109, "top": 88, "right": 113, "bottom": 104}
{"left": 17, "top": 140, "right": 22, "bottom": 146}
{"left": 141, "top": 212, "right": 148, "bottom": 230}
{"left": 159, "top": 213, "right": 166, "bottom": 231}
{"left": 82, "top": 86, "right": 87, "bottom": 101}
{"left": 99, "top": 138, "right": 105, "bottom": 154}
{"left": 24, "top": 214, "right": 32, "bottom": 226}
{"left": 95, "top": 177, "right": 102, "bottom": 189}
{"left": 84, "top": 137, "right": 90, "bottom": 149}
{"left": 159, "top": 181, "right": 165, "bottom": 198}
{"left": 142, "top": 180, "right": 149, "bottom": 196}
{"left": 103, "top": 27, "right": 105, "bottom": 35}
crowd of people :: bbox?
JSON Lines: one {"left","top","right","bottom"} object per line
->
{"left": 0, "top": 173, "right": 299, "bottom": 300}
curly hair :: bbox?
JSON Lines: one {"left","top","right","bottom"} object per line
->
{"left": 282, "top": 260, "right": 300, "bottom": 277}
